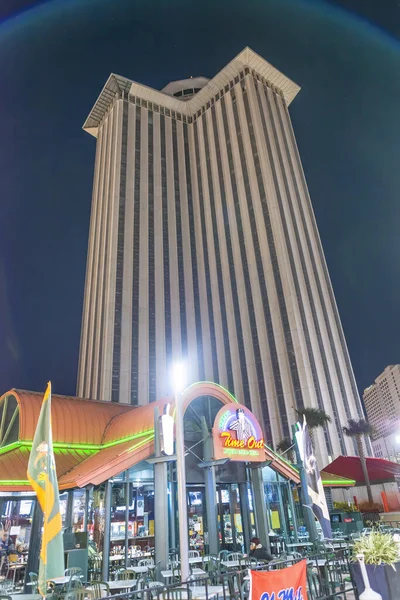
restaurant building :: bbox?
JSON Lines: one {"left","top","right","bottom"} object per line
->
{"left": 0, "top": 383, "right": 354, "bottom": 584}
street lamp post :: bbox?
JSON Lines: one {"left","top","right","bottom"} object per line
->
{"left": 173, "top": 363, "right": 189, "bottom": 582}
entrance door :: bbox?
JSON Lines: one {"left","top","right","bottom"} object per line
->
{"left": 217, "top": 484, "right": 245, "bottom": 552}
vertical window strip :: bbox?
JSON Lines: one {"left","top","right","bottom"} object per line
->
{"left": 281, "top": 99, "right": 363, "bottom": 419}
{"left": 210, "top": 106, "right": 251, "bottom": 407}
{"left": 183, "top": 124, "right": 205, "bottom": 380}
{"left": 224, "top": 93, "right": 288, "bottom": 442}
{"left": 227, "top": 90, "right": 276, "bottom": 439}
{"left": 220, "top": 95, "right": 267, "bottom": 428}
{"left": 130, "top": 106, "right": 141, "bottom": 405}
{"left": 90, "top": 117, "right": 110, "bottom": 398}
{"left": 84, "top": 125, "right": 106, "bottom": 397}
{"left": 111, "top": 101, "right": 128, "bottom": 402}
{"left": 148, "top": 111, "right": 156, "bottom": 402}
{"left": 256, "top": 83, "right": 338, "bottom": 453}
{"left": 202, "top": 114, "right": 234, "bottom": 393}
{"left": 232, "top": 88, "right": 304, "bottom": 422}
{"left": 161, "top": 115, "right": 172, "bottom": 372}
{"left": 272, "top": 93, "right": 351, "bottom": 449}
{"left": 96, "top": 111, "right": 117, "bottom": 399}
{"left": 171, "top": 120, "right": 188, "bottom": 356}
{"left": 193, "top": 122, "right": 219, "bottom": 383}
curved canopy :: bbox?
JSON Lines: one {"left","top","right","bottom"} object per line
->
{"left": 0, "top": 383, "right": 300, "bottom": 491}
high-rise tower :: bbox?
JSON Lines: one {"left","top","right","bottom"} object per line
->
{"left": 78, "top": 47, "right": 363, "bottom": 462}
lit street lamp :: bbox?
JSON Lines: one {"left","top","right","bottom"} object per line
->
{"left": 172, "top": 363, "right": 189, "bottom": 582}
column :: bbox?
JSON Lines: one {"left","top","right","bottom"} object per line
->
{"left": 250, "top": 467, "right": 270, "bottom": 552}
{"left": 23, "top": 501, "right": 43, "bottom": 593}
{"left": 201, "top": 417, "right": 219, "bottom": 556}
{"left": 154, "top": 408, "right": 169, "bottom": 572}
{"left": 102, "top": 481, "right": 112, "bottom": 581}
{"left": 239, "top": 482, "right": 251, "bottom": 553}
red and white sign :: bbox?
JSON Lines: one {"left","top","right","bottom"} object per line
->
{"left": 212, "top": 403, "right": 265, "bottom": 462}
{"left": 250, "top": 560, "right": 308, "bottom": 600}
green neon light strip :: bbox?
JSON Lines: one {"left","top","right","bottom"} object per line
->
{"left": 322, "top": 479, "right": 356, "bottom": 486}
{"left": 0, "top": 436, "right": 155, "bottom": 489}
{"left": 0, "top": 429, "right": 155, "bottom": 457}
{"left": 0, "top": 480, "right": 30, "bottom": 486}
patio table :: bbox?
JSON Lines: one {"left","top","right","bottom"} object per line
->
{"left": 161, "top": 567, "right": 206, "bottom": 582}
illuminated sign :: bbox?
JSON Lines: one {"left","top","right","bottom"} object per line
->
{"left": 212, "top": 403, "right": 265, "bottom": 462}
{"left": 160, "top": 404, "right": 174, "bottom": 456}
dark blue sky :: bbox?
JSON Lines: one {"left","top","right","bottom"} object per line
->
{"left": 0, "top": 0, "right": 399, "bottom": 401}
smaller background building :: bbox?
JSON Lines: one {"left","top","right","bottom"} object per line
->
{"left": 364, "top": 365, "right": 400, "bottom": 440}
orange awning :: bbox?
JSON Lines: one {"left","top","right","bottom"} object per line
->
{"left": 0, "top": 446, "right": 95, "bottom": 492}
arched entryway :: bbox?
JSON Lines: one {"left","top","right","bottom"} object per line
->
{"left": 171, "top": 382, "right": 255, "bottom": 556}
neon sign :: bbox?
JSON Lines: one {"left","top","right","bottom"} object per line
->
{"left": 212, "top": 403, "right": 265, "bottom": 462}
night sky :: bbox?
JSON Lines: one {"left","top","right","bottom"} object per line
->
{"left": 1, "top": 0, "right": 399, "bottom": 402}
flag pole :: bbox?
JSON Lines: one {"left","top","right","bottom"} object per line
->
{"left": 27, "top": 382, "right": 64, "bottom": 597}
{"left": 292, "top": 424, "right": 318, "bottom": 545}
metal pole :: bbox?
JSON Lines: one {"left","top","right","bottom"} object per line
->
{"left": 288, "top": 483, "right": 299, "bottom": 543}
{"left": 102, "top": 480, "right": 112, "bottom": 581}
{"left": 125, "top": 472, "right": 130, "bottom": 568}
{"left": 154, "top": 407, "right": 169, "bottom": 573}
{"left": 292, "top": 425, "right": 318, "bottom": 544}
{"left": 201, "top": 417, "right": 219, "bottom": 556}
{"left": 23, "top": 500, "right": 43, "bottom": 593}
{"left": 175, "top": 391, "right": 189, "bottom": 582}
{"left": 83, "top": 487, "right": 90, "bottom": 532}
{"left": 66, "top": 490, "right": 74, "bottom": 531}
{"left": 250, "top": 467, "right": 270, "bottom": 553}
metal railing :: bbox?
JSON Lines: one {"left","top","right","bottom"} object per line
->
{"left": 86, "top": 551, "right": 358, "bottom": 600}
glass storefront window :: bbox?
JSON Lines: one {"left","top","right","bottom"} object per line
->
{"left": 107, "top": 462, "right": 155, "bottom": 578}
{"left": 188, "top": 488, "right": 206, "bottom": 553}
{"left": 59, "top": 492, "right": 68, "bottom": 529}
{"left": 73, "top": 489, "right": 86, "bottom": 532}
{"left": 0, "top": 495, "right": 35, "bottom": 586}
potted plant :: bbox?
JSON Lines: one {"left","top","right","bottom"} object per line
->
{"left": 351, "top": 531, "right": 400, "bottom": 600}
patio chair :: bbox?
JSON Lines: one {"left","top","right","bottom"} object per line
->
{"left": 88, "top": 555, "right": 102, "bottom": 581}
{"left": 203, "top": 555, "right": 220, "bottom": 583}
{"left": 306, "top": 565, "right": 322, "bottom": 598}
{"left": 188, "top": 551, "right": 200, "bottom": 559}
{"left": 138, "top": 558, "right": 155, "bottom": 567}
{"left": 65, "top": 589, "right": 86, "bottom": 600}
{"left": 218, "top": 550, "right": 229, "bottom": 562}
{"left": 242, "top": 556, "right": 258, "bottom": 569}
{"left": 66, "top": 576, "right": 84, "bottom": 593}
{"left": 86, "top": 581, "right": 110, "bottom": 599}
{"left": 65, "top": 567, "right": 83, "bottom": 578}
{"left": 225, "top": 552, "right": 243, "bottom": 563}
{"left": 116, "top": 568, "right": 136, "bottom": 581}
{"left": 29, "top": 571, "right": 38, "bottom": 593}
{"left": 241, "top": 578, "right": 250, "bottom": 600}
{"left": 162, "top": 587, "right": 192, "bottom": 600}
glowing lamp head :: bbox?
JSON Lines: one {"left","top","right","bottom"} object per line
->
{"left": 172, "top": 362, "right": 186, "bottom": 394}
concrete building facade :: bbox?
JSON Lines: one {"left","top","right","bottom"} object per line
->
{"left": 77, "top": 47, "right": 363, "bottom": 462}
{"left": 364, "top": 365, "right": 400, "bottom": 443}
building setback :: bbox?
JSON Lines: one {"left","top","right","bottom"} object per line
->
{"left": 364, "top": 365, "right": 400, "bottom": 443}
{"left": 77, "top": 47, "right": 363, "bottom": 463}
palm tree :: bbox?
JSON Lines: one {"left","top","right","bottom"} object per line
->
{"left": 343, "top": 418, "right": 374, "bottom": 504}
{"left": 295, "top": 407, "right": 331, "bottom": 448}
{"left": 276, "top": 437, "right": 295, "bottom": 463}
